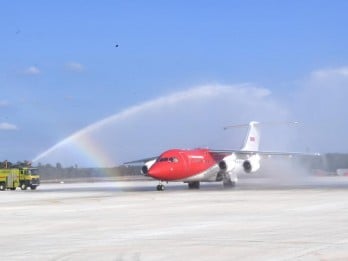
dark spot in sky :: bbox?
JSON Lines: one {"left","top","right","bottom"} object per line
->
{"left": 115, "top": 44, "right": 119, "bottom": 48}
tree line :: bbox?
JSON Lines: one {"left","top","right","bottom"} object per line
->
{"left": 36, "top": 164, "right": 141, "bottom": 181}
{"left": 1, "top": 161, "right": 142, "bottom": 181}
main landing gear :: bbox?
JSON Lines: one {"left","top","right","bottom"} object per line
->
{"left": 188, "top": 181, "right": 200, "bottom": 189}
{"left": 223, "top": 179, "right": 236, "bottom": 188}
{"left": 223, "top": 172, "right": 237, "bottom": 189}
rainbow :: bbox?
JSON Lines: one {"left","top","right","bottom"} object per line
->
{"left": 70, "top": 133, "right": 116, "bottom": 168}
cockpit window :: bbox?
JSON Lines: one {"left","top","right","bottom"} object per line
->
{"left": 158, "top": 157, "right": 178, "bottom": 163}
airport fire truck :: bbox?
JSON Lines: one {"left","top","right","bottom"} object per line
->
{"left": 0, "top": 167, "right": 40, "bottom": 191}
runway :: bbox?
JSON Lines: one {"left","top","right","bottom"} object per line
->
{"left": 1, "top": 177, "right": 348, "bottom": 260}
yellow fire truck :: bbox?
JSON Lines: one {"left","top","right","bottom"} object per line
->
{"left": 0, "top": 167, "right": 40, "bottom": 191}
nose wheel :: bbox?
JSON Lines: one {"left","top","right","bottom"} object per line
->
{"left": 156, "top": 184, "right": 165, "bottom": 191}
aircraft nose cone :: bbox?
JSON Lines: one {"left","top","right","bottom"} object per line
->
{"left": 148, "top": 162, "right": 178, "bottom": 180}
{"left": 148, "top": 164, "right": 165, "bottom": 179}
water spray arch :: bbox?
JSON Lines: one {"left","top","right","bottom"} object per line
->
{"left": 32, "top": 84, "right": 289, "bottom": 167}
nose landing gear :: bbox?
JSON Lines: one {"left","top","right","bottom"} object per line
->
{"left": 156, "top": 184, "right": 165, "bottom": 191}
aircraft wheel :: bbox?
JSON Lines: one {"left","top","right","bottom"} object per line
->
{"left": 188, "top": 181, "right": 200, "bottom": 189}
{"left": 156, "top": 184, "right": 165, "bottom": 191}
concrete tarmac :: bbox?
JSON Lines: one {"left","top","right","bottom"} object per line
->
{"left": 1, "top": 176, "right": 348, "bottom": 260}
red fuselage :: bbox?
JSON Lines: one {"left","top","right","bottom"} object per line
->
{"left": 147, "top": 149, "right": 225, "bottom": 181}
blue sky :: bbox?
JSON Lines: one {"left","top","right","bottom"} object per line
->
{"left": 1, "top": 1, "right": 348, "bottom": 166}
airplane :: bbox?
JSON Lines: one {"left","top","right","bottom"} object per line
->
{"left": 125, "top": 121, "right": 318, "bottom": 191}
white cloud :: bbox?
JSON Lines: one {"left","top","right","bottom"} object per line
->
{"left": 24, "top": 66, "right": 41, "bottom": 75}
{"left": 311, "top": 67, "right": 348, "bottom": 79}
{"left": 0, "top": 122, "right": 17, "bottom": 130}
{"left": 0, "top": 100, "right": 9, "bottom": 107}
{"left": 290, "top": 66, "right": 348, "bottom": 153}
{"left": 66, "top": 62, "right": 84, "bottom": 72}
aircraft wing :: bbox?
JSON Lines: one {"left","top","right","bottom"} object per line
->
{"left": 209, "top": 149, "right": 320, "bottom": 159}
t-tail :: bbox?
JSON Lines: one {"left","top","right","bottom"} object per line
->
{"left": 224, "top": 121, "right": 261, "bottom": 151}
{"left": 241, "top": 121, "right": 260, "bottom": 151}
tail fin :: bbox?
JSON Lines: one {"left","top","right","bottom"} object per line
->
{"left": 224, "top": 121, "right": 261, "bottom": 151}
{"left": 223, "top": 121, "right": 299, "bottom": 151}
{"left": 241, "top": 121, "right": 260, "bottom": 151}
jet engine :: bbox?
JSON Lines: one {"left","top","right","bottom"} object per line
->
{"left": 242, "top": 154, "right": 260, "bottom": 173}
{"left": 218, "top": 154, "right": 237, "bottom": 172}
{"left": 141, "top": 159, "right": 157, "bottom": 175}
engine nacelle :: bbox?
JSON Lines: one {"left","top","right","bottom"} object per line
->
{"left": 242, "top": 154, "right": 260, "bottom": 173}
{"left": 218, "top": 154, "right": 237, "bottom": 172}
{"left": 141, "top": 159, "right": 157, "bottom": 175}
